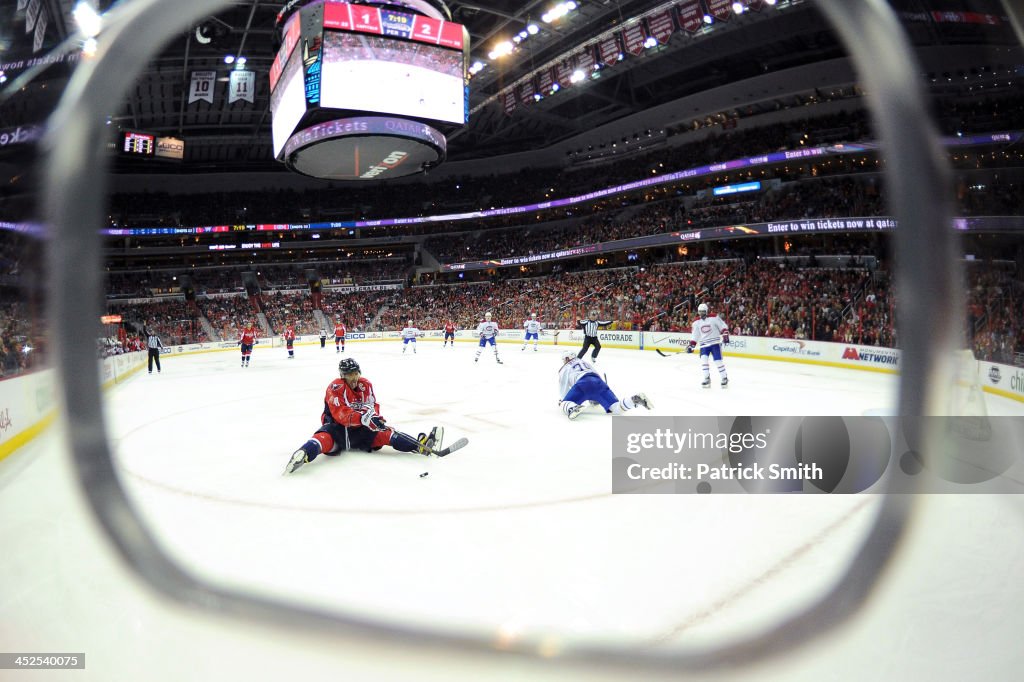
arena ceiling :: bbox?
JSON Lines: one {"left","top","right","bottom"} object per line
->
{"left": 1, "top": 0, "right": 1020, "bottom": 176}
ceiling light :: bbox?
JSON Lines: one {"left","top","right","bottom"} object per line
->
{"left": 73, "top": 1, "right": 102, "bottom": 38}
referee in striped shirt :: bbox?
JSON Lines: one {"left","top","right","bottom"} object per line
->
{"left": 145, "top": 326, "right": 164, "bottom": 374}
{"left": 577, "top": 310, "right": 611, "bottom": 362}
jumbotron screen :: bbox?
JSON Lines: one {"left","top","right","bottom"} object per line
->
{"left": 269, "top": 2, "right": 468, "bottom": 161}
{"left": 270, "top": 48, "right": 306, "bottom": 158}
{"left": 320, "top": 31, "right": 465, "bottom": 126}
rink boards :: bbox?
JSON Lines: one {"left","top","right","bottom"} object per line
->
{"left": 3, "top": 330, "right": 1023, "bottom": 462}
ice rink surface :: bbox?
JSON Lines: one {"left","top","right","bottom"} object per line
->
{"left": 3, "top": 339, "right": 1024, "bottom": 680}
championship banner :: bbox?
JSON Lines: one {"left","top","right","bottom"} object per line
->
{"left": 537, "top": 68, "right": 554, "bottom": 95}
{"left": 598, "top": 34, "right": 620, "bottom": 65}
{"left": 647, "top": 9, "right": 676, "bottom": 44}
{"left": 555, "top": 58, "right": 574, "bottom": 87}
{"left": 32, "top": 7, "right": 47, "bottom": 52}
{"left": 502, "top": 90, "right": 517, "bottom": 115}
{"left": 518, "top": 78, "right": 536, "bottom": 105}
{"left": 622, "top": 23, "right": 647, "bottom": 56}
{"left": 677, "top": 1, "right": 705, "bottom": 33}
{"left": 575, "top": 45, "right": 596, "bottom": 73}
{"left": 188, "top": 70, "right": 216, "bottom": 104}
{"left": 706, "top": 0, "right": 733, "bottom": 21}
{"left": 26, "top": 0, "right": 41, "bottom": 34}
{"left": 503, "top": 91, "right": 520, "bottom": 116}
{"left": 229, "top": 70, "right": 256, "bottom": 103}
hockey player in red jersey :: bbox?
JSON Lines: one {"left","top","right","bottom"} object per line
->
{"left": 443, "top": 320, "right": 456, "bottom": 348}
{"left": 284, "top": 358, "right": 441, "bottom": 474}
{"left": 284, "top": 323, "right": 296, "bottom": 359}
{"left": 238, "top": 321, "right": 258, "bottom": 367}
{"left": 334, "top": 319, "right": 347, "bottom": 353}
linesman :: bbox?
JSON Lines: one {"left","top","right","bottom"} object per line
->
{"left": 576, "top": 310, "right": 611, "bottom": 362}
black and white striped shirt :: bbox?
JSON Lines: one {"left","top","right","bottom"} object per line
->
{"left": 578, "top": 319, "right": 611, "bottom": 337}
{"left": 146, "top": 331, "right": 163, "bottom": 350}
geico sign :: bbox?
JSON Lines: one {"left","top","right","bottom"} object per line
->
{"left": 360, "top": 150, "right": 408, "bottom": 178}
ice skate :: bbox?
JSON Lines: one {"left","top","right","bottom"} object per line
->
{"left": 284, "top": 448, "right": 308, "bottom": 474}
{"left": 701, "top": 377, "right": 711, "bottom": 388}
{"left": 567, "top": 404, "right": 585, "bottom": 420}
{"left": 496, "top": 357, "right": 503, "bottom": 364}
{"left": 721, "top": 377, "right": 729, "bottom": 388}
{"left": 417, "top": 427, "right": 443, "bottom": 454}
{"left": 632, "top": 393, "right": 653, "bottom": 410}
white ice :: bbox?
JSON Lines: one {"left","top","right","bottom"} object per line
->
{"left": 2, "top": 339, "right": 1023, "bottom": 680}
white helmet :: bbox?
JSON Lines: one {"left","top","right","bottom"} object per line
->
{"left": 530, "top": 312, "right": 536, "bottom": 319}
{"left": 485, "top": 312, "right": 492, "bottom": 320}
{"left": 408, "top": 319, "right": 413, "bottom": 326}
{"left": 562, "top": 352, "right": 576, "bottom": 364}
{"left": 698, "top": 303, "right": 709, "bottom": 318}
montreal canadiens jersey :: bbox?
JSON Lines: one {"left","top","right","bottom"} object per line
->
{"left": 477, "top": 320, "right": 499, "bottom": 339}
{"left": 401, "top": 326, "right": 419, "bottom": 339}
{"left": 558, "top": 357, "right": 598, "bottom": 399}
{"left": 691, "top": 315, "right": 729, "bottom": 349}
{"left": 524, "top": 319, "right": 542, "bottom": 334}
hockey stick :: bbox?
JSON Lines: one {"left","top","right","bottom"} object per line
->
{"left": 655, "top": 348, "right": 689, "bottom": 357}
{"left": 393, "top": 428, "right": 469, "bottom": 458}
{"left": 432, "top": 437, "right": 468, "bottom": 458}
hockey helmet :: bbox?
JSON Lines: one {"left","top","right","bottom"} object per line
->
{"left": 698, "top": 303, "right": 709, "bottom": 318}
{"left": 339, "top": 358, "right": 361, "bottom": 376}
{"left": 562, "top": 351, "right": 576, "bottom": 364}
{"left": 408, "top": 319, "right": 413, "bottom": 326}
{"left": 484, "top": 312, "right": 492, "bottom": 320}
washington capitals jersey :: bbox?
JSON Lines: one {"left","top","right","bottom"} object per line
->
{"left": 323, "top": 377, "right": 380, "bottom": 427}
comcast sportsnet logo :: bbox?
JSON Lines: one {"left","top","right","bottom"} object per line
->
{"left": 842, "top": 347, "right": 899, "bottom": 366}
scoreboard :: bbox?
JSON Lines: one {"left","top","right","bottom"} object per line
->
{"left": 122, "top": 131, "right": 155, "bottom": 156}
{"left": 322, "top": 3, "right": 464, "bottom": 49}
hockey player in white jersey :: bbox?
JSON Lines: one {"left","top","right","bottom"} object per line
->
{"left": 401, "top": 320, "right": 420, "bottom": 354}
{"left": 688, "top": 302, "right": 730, "bottom": 388}
{"left": 522, "top": 313, "right": 542, "bottom": 351}
{"left": 474, "top": 312, "right": 502, "bottom": 364}
{"left": 558, "top": 352, "right": 652, "bottom": 419}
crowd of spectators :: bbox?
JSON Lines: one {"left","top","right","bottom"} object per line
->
{"left": 0, "top": 300, "right": 39, "bottom": 378}
{"left": 423, "top": 176, "right": 889, "bottom": 264}
{"left": 105, "top": 298, "right": 208, "bottom": 346}
{"left": 967, "top": 262, "right": 1022, "bottom": 365}
{"left": 104, "top": 91, "right": 1024, "bottom": 235}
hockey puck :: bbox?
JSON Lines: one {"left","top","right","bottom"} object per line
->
{"left": 419, "top": 472, "right": 429, "bottom": 478}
